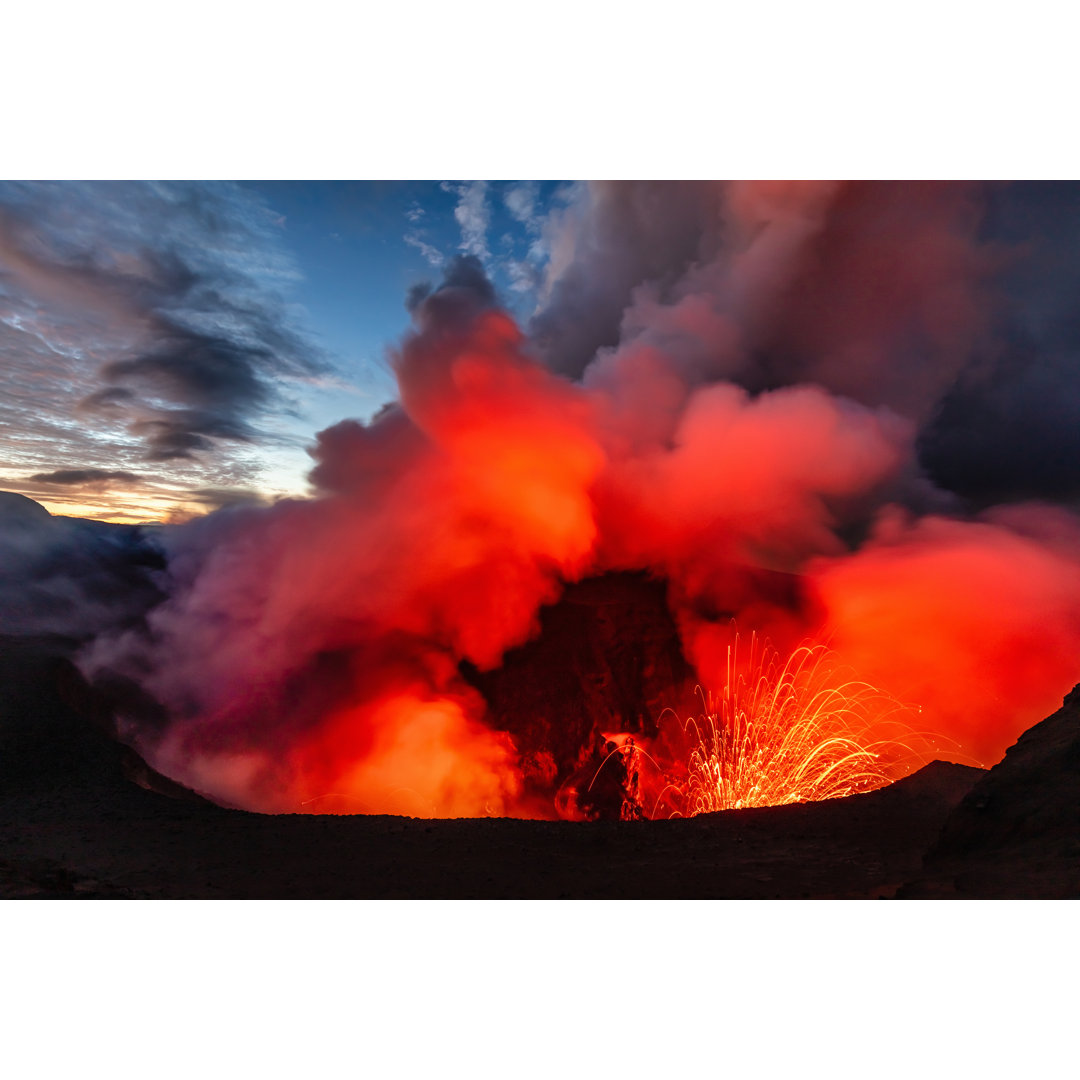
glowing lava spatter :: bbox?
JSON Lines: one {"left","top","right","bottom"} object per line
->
{"left": 652, "top": 635, "right": 932, "bottom": 817}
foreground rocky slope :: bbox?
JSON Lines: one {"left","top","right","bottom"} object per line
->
{"left": 0, "top": 633, "right": 1076, "bottom": 899}
{"left": 899, "top": 686, "right": 1080, "bottom": 898}
{"left": 0, "top": 757, "right": 982, "bottom": 899}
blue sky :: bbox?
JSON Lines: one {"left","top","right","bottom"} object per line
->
{"left": 241, "top": 180, "right": 566, "bottom": 499}
{"left": 242, "top": 181, "right": 561, "bottom": 367}
{"left": 9, "top": 181, "right": 1080, "bottom": 524}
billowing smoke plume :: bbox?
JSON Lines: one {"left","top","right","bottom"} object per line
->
{"left": 75, "top": 183, "right": 1080, "bottom": 815}
{"left": 810, "top": 506, "right": 1080, "bottom": 763}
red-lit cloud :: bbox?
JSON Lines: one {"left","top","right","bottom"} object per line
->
{"left": 74, "top": 183, "right": 1080, "bottom": 817}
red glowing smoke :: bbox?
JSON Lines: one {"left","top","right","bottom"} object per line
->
{"left": 81, "top": 182, "right": 1080, "bottom": 816}
{"left": 810, "top": 505, "right": 1080, "bottom": 764}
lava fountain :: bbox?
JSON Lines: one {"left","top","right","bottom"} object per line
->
{"left": 72, "top": 186, "right": 1080, "bottom": 818}
{"left": 648, "top": 635, "right": 935, "bottom": 818}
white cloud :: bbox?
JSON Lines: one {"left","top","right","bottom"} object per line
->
{"left": 441, "top": 180, "right": 491, "bottom": 263}
{"left": 505, "top": 258, "right": 541, "bottom": 294}
{"left": 404, "top": 231, "right": 444, "bottom": 267}
{"left": 504, "top": 181, "right": 541, "bottom": 232}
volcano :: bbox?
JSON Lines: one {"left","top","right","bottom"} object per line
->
{"left": 2, "top": 619, "right": 1077, "bottom": 899}
{"left": 5, "top": 182, "right": 1080, "bottom": 898}
{"left": 462, "top": 570, "right": 696, "bottom": 817}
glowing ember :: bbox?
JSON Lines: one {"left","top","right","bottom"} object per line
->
{"left": 652, "top": 635, "right": 930, "bottom": 817}
{"left": 58, "top": 184, "right": 1080, "bottom": 816}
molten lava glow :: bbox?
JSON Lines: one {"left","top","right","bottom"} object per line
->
{"left": 653, "top": 637, "right": 931, "bottom": 817}
{"left": 77, "top": 183, "right": 1080, "bottom": 817}
{"left": 291, "top": 695, "right": 523, "bottom": 817}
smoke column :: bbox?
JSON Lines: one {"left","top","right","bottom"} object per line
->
{"left": 79, "top": 182, "right": 1080, "bottom": 815}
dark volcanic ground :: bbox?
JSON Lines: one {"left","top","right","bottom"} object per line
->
{"left": 1, "top": 632, "right": 1078, "bottom": 899}
{"left": 1, "top": 761, "right": 986, "bottom": 900}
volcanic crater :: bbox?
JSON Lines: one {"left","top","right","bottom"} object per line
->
{"left": 2, "top": 592, "right": 1077, "bottom": 899}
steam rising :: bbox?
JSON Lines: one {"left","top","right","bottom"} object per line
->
{"left": 19, "top": 181, "right": 1080, "bottom": 815}
{"left": 0, "top": 491, "right": 164, "bottom": 639}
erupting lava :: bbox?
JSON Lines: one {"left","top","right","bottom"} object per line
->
{"left": 650, "top": 637, "right": 931, "bottom": 817}
{"left": 68, "top": 184, "right": 1080, "bottom": 819}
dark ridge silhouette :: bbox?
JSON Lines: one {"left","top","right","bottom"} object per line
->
{"left": 899, "top": 685, "right": 1080, "bottom": 898}
{"left": 1, "top": 632, "right": 1077, "bottom": 898}
{"left": 0, "top": 634, "right": 215, "bottom": 805}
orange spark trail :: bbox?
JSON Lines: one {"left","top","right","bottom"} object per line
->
{"left": 652, "top": 635, "right": 936, "bottom": 817}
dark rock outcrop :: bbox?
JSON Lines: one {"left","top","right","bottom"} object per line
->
{"left": 0, "top": 756, "right": 984, "bottom": 899}
{"left": 0, "top": 634, "right": 211, "bottom": 806}
{"left": 463, "top": 571, "right": 697, "bottom": 792}
{"left": 1, "top": 607, "right": 1076, "bottom": 898}
{"left": 900, "top": 686, "right": 1080, "bottom": 897}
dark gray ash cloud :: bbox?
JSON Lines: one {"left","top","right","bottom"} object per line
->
{"left": 28, "top": 468, "right": 143, "bottom": 486}
{"left": 404, "top": 254, "right": 496, "bottom": 326}
{"left": 528, "top": 181, "right": 722, "bottom": 378}
{"left": 527, "top": 181, "right": 1080, "bottom": 509}
{"left": 918, "top": 182, "right": 1080, "bottom": 504}
{"left": 185, "top": 487, "right": 271, "bottom": 511}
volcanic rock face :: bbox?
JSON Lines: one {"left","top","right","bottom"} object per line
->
{"left": 0, "top": 749, "right": 983, "bottom": 899}
{"left": 0, "top": 635, "right": 126, "bottom": 792}
{"left": 900, "top": 685, "right": 1080, "bottom": 898}
{"left": 1, "top": 629, "right": 1077, "bottom": 898}
{"left": 0, "top": 633, "right": 222, "bottom": 896}
{"left": 0, "top": 634, "right": 210, "bottom": 804}
{"left": 461, "top": 571, "right": 697, "bottom": 804}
